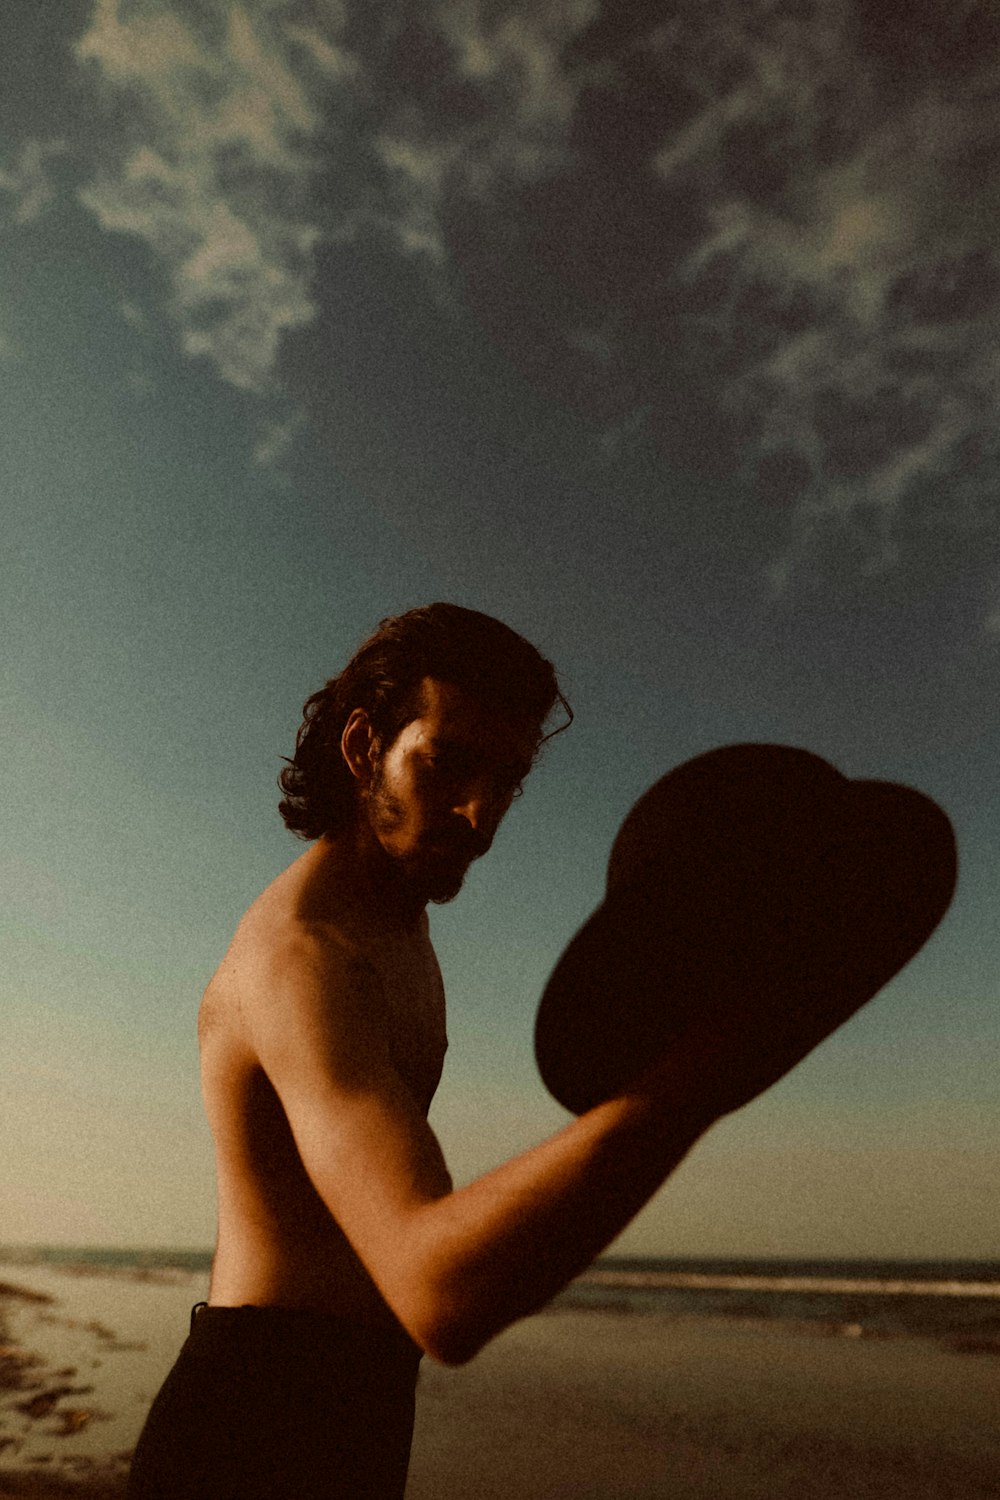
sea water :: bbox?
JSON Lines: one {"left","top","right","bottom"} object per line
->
{"left": 2, "top": 1247, "right": 997, "bottom": 1342}
{"left": 561, "top": 1257, "right": 1000, "bottom": 1341}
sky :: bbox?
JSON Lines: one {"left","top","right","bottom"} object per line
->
{"left": 1, "top": 0, "right": 998, "bottom": 1260}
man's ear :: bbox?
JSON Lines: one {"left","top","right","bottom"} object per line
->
{"left": 341, "top": 709, "right": 377, "bottom": 786}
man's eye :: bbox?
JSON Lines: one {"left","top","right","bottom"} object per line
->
{"left": 424, "top": 753, "right": 464, "bottom": 778}
{"left": 422, "top": 752, "right": 526, "bottom": 800}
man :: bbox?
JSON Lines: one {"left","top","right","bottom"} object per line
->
{"left": 125, "top": 603, "right": 808, "bottom": 1497}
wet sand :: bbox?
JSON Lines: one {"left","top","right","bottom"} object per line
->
{"left": 1, "top": 1263, "right": 997, "bottom": 1498}
{"left": 0, "top": 1263, "right": 205, "bottom": 1495}
{"left": 410, "top": 1306, "right": 1000, "bottom": 1499}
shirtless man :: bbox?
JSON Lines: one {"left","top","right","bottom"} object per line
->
{"left": 125, "top": 603, "right": 821, "bottom": 1498}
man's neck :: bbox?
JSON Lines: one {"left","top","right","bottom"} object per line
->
{"left": 309, "top": 824, "right": 429, "bottom": 933}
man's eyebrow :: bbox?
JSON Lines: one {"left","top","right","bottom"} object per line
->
{"left": 424, "top": 739, "right": 532, "bottom": 779}
{"left": 425, "top": 736, "right": 469, "bottom": 751}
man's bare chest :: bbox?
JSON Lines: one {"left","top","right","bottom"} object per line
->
{"left": 364, "top": 936, "right": 447, "bottom": 1114}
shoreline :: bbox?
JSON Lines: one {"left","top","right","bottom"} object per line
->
{"left": 0, "top": 1263, "right": 207, "bottom": 1495}
{"left": 1, "top": 1263, "right": 997, "bottom": 1498}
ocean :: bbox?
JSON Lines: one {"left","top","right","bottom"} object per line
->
{"left": 2, "top": 1247, "right": 997, "bottom": 1344}
{"left": 560, "top": 1257, "right": 1000, "bottom": 1343}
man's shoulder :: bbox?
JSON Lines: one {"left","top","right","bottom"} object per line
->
{"left": 200, "top": 871, "right": 372, "bottom": 1041}
{"left": 230, "top": 903, "right": 371, "bottom": 1001}
{"left": 200, "top": 931, "right": 382, "bottom": 1107}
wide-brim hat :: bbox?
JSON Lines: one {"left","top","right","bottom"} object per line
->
{"left": 535, "top": 744, "right": 957, "bottom": 1115}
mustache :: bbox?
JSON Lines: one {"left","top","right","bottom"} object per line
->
{"left": 431, "top": 828, "right": 492, "bottom": 860}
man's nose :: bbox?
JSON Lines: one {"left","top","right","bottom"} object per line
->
{"left": 452, "top": 781, "right": 501, "bottom": 835}
{"left": 453, "top": 788, "right": 486, "bottom": 827}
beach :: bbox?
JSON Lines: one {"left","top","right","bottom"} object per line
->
{"left": 1, "top": 1261, "right": 997, "bottom": 1498}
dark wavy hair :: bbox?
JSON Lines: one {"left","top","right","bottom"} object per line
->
{"left": 278, "top": 603, "right": 572, "bottom": 840}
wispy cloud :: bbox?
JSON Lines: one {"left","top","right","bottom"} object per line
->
{"left": 434, "top": 0, "right": 1000, "bottom": 585}
{"left": 74, "top": 0, "right": 329, "bottom": 391}
{"left": 68, "top": 0, "right": 591, "bottom": 381}
{"left": 367, "top": 0, "right": 593, "bottom": 258}
{"left": 65, "top": 0, "right": 1000, "bottom": 588}
{"left": 0, "top": 140, "right": 65, "bottom": 225}
{"left": 633, "top": 2, "right": 1000, "bottom": 576}
{"left": 253, "top": 409, "right": 305, "bottom": 467}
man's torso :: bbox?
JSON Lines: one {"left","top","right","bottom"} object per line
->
{"left": 198, "top": 848, "right": 447, "bottom": 1326}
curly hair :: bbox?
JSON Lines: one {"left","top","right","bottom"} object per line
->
{"left": 278, "top": 603, "right": 572, "bottom": 840}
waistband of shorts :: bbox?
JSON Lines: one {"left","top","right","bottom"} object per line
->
{"left": 189, "top": 1301, "right": 422, "bottom": 1365}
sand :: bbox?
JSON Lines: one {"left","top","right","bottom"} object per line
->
{"left": 410, "top": 1307, "right": 1000, "bottom": 1499}
{"left": 1, "top": 1264, "right": 997, "bottom": 1498}
{"left": 0, "top": 1263, "right": 207, "bottom": 1494}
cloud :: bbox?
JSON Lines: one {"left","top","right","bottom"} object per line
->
{"left": 642, "top": 21, "right": 1000, "bottom": 573}
{"left": 421, "top": 0, "right": 1000, "bottom": 581}
{"left": 67, "top": 0, "right": 1000, "bottom": 585}
{"left": 366, "top": 0, "right": 594, "bottom": 257}
{"left": 252, "top": 408, "right": 305, "bottom": 466}
{"left": 66, "top": 0, "right": 595, "bottom": 394}
{"left": 0, "top": 142, "right": 58, "bottom": 358}
{"left": 74, "top": 0, "right": 329, "bottom": 391}
{"left": 0, "top": 140, "right": 66, "bottom": 225}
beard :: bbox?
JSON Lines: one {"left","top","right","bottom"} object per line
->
{"left": 363, "top": 766, "right": 476, "bottom": 905}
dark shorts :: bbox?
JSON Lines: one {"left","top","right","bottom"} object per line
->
{"left": 126, "top": 1304, "right": 423, "bottom": 1500}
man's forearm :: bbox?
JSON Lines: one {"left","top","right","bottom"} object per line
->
{"left": 381, "top": 1076, "right": 717, "bottom": 1363}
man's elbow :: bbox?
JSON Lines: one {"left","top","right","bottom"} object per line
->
{"left": 397, "top": 1278, "right": 498, "bottom": 1366}
{"left": 374, "top": 1214, "right": 526, "bottom": 1364}
{"left": 421, "top": 1325, "right": 485, "bottom": 1367}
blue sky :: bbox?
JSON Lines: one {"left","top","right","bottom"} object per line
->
{"left": 1, "top": 0, "right": 997, "bottom": 1258}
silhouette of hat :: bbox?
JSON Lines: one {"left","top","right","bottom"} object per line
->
{"left": 535, "top": 744, "right": 957, "bottom": 1114}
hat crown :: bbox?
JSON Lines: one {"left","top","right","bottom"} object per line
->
{"left": 606, "top": 743, "right": 844, "bottom": 896}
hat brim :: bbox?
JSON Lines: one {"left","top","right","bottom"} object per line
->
{"left": 535, "top": 762, "right": 956, "bottom": 1116}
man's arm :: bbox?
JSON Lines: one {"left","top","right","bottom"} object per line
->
{"left": 249, "top": 928, "right": 719, "bottom": 1365}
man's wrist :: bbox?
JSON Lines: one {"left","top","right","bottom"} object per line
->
{"left": 597, "top": 1056, "right": 724, "bottom": 1149}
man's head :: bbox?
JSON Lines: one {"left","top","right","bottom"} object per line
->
{"left": 278, "top": 605, "right": 571, "bottom": 898}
